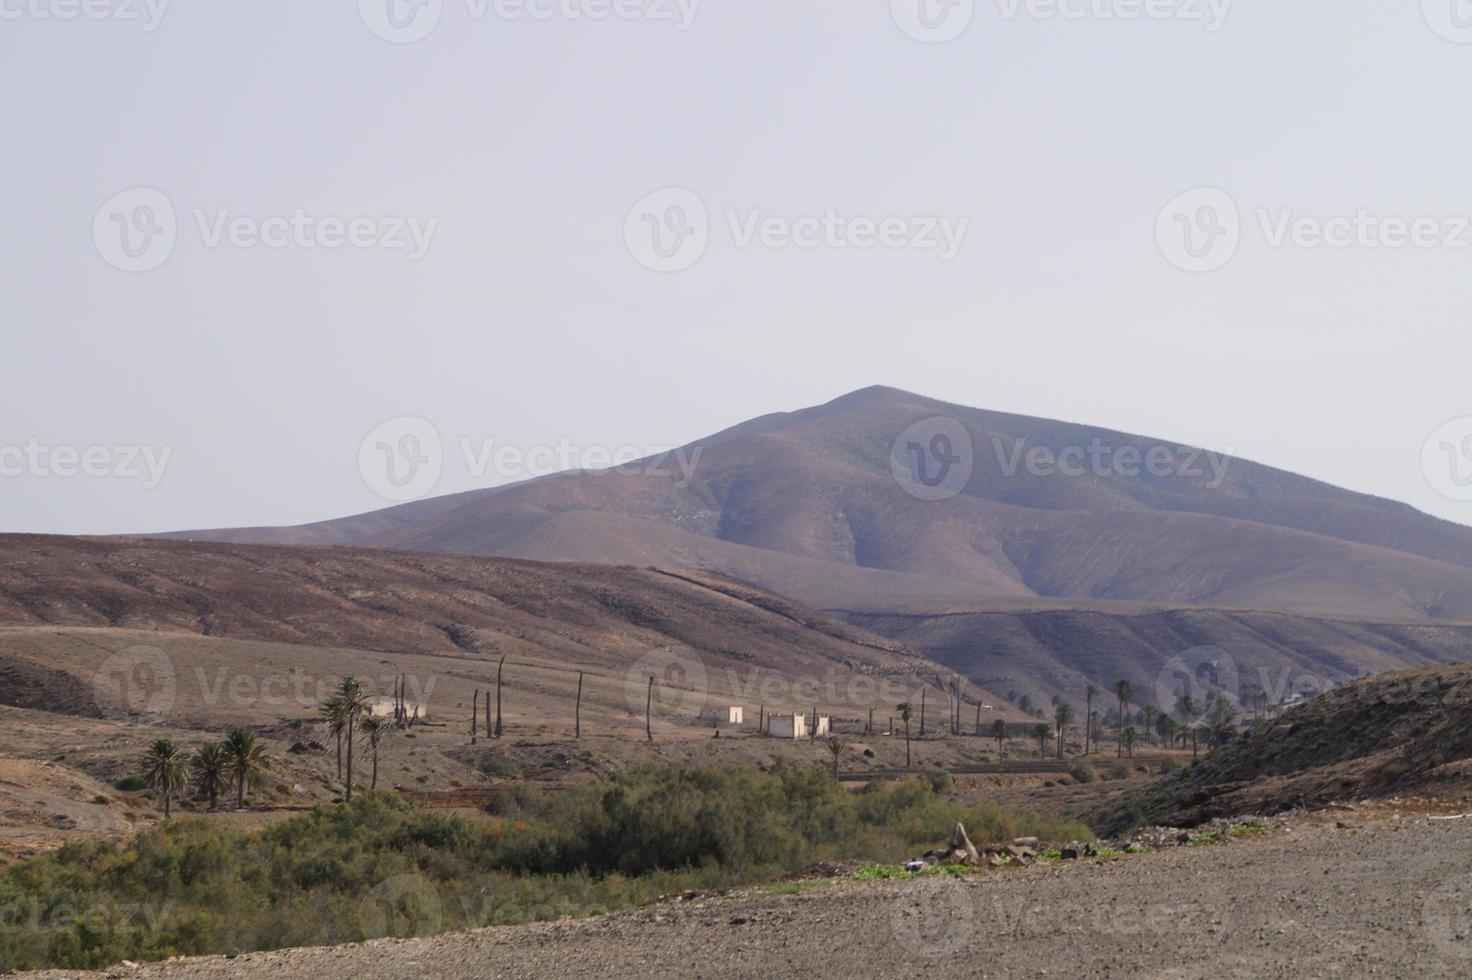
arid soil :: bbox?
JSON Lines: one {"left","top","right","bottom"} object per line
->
{"left": 22, "top": 805, "right": 1472, "bottom": 979}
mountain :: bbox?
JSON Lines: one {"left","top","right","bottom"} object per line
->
{"left": 164, "top": 385, "right": 1472, "bottom": 620}
{"left": 833, "top": 598, "right": 1472, "bottom": 713}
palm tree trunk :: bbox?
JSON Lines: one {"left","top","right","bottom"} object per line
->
{"left": 335, "top": 731, "right": 342, "bottom": 780}
{"left": 345, "top": 712, "right": 355, "bottom": 802}
{"left": 575, "top": 672, "right": 583, "bottom": 739}
{"left": 904, "top": 719, "right": 912, "bottom": 767}
{"left": 371, "top": 748, "right": 379, "bottom": 790}
{"left": 645, "top": 675, "right": 653, "bottom": 742}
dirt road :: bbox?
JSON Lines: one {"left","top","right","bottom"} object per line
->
{"left": 23, "top": 807, "right": 1472, "bottom": 979}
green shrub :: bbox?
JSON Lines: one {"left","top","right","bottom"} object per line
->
{"left": 474, "top": 754, "right": 523, "bottom": 781}
{"left": 1068, "top": 760, "right": 1098, "bottom": 784}
{"left": 114, "top": 773, "right": 147, "bottom": 792}
{"left": 0, "top": 764, "right": 1092, "bottom": 972}
{"left": 1158, "top": 757, "right": 1186, "bottom": 775}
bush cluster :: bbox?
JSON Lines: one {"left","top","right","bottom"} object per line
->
{"left": 0, "top": 763, "right": 1090, "bottom": 972}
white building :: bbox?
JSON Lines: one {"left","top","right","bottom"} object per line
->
{"left": 768, "top": 714, "right": 830, "bottom": 739}
{"left": 727, "top": 706, "right": 744, "bottom": 725}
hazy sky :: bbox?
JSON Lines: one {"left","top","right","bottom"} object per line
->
{"left": 5, "top": 0, "right": 1472, "bottom": 535}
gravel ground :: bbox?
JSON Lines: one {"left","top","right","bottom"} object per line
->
{"left": 24, "top": 810, "right": 1472, "bottom": 979}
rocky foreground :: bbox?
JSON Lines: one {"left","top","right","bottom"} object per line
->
{"left": 24, "top": 803, "right": 1472, "bottom": 979}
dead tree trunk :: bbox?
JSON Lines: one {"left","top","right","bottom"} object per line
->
{"left": 645, "top": 676, "right": 654, "bottom": 742}
{"left": 471, "top": 689, "right": 479, "bottom": 744}
{"left": 494, "top": 657, "right": 504, "bottom": 738}
{"left": 575, "top": 671, "right": 583, "bottom": 739}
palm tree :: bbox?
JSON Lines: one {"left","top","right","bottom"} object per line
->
{"left": 190, "top": 741, "right": 229, "bottom": 810}
{"left": 335, "top": 677, "right": 367, "bottom": 802}
{"left": 1123, "top": 726, "right": 1139, "bottom": 758}
{"left": 1155, "top": 712, "right": 1177, "bottom": 749}
{"left": 142, "top": 738, "right": 189, "bottom": 818}
{"left": 360, "top": 716, "right": 388, "bottom": 790}
{"left": 223, "top": 728, "right": 267, "bottom": 808}
{"left": 1113, "top": 680, "right": 1133, "bottom": 757}
{"left": 1032, "top": 723, "right": 1051, "bottom": 759}
{"left": 1054, "top": 702, "right": 1074, "bottom": 759}
{"left": 1207, "top": 700, "right": 1240, "bottom": 749}
{"left": 990, "top": 719, "right": 1008, "bottom": 759}
{"left": 897, "top": 703, "right": 914, "bottom": 767}
{"left": 1084, "top": 684, "right": 1098, "bottom": 754}
{"left": 320, "top": 696, "right": 346, "bottom": 781}
{"left": 826, "top": 737, "right": 845, "bottom": 780}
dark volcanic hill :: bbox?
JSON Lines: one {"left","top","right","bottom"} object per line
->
{"left": 1093, "top": 662, "right": 1472, "bottom": 833}
{"left": 164, "top": 386, "right": 1472, "bottom": 620}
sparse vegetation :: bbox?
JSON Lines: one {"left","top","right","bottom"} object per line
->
{"left": 0, "top": 763, "right": 1089, "bottom": 972}
{"left": 1068, "top": 759, "right": 1098, "bottom": 784}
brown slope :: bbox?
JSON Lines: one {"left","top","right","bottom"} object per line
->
{"left": 1092, "top": 662, "right": 1472, "bottom": 833}
{"left": 831, "top": 599, "right": 1472, "bottom": 716}
{"left": 161, "top": 385, "right": 1472, "bottom": 618}
{"left": 0, "top": 534, "right": 1015, "bottom": 719}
